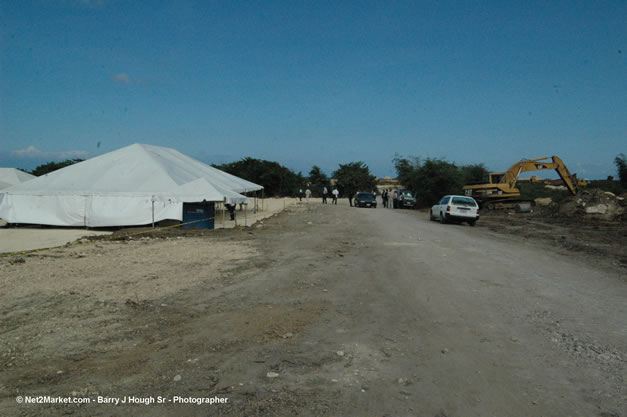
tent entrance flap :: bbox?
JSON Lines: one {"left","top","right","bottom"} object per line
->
{"left": 182, "top": 202, "right": 215, "bottom": 229}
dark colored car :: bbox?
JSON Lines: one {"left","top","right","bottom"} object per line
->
{"left": 354, "top": 192, "right": 377, "bottom": 208}
{"left": 397, "top": 189, "right": 417, "bottom": 209}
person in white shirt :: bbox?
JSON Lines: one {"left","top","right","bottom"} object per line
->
{"left": 332, "top": 188, "right": 339, "bottom": 204}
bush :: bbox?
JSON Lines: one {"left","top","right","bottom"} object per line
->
{"left": 586, "top": 180, "right": 624, "bottom": 195}
{"left": 460, "top": 163, "right": 489, "bottom": 185}
{"left": 517, "top": 182, "right": 573, "bottom": 203}
{"left": 394, "top": 156, "right": 480, "bottom": 207}
{"left": 615, "top": 154, "right": 627, "bottom": 188}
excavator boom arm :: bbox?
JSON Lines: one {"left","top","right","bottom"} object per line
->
{"left": 463, "top": 155, "right": 579, "bottom": 204}
{"left": 501, "top": 156, "right": 578, "bottom": 195}
{"left": 551, "top": 156, "right": 578, "bottom": 195}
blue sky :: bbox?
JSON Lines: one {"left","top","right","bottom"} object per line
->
{"left": 1, "top": 0, "right": 625, "bottom": 179}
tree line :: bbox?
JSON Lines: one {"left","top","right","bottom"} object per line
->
{"left": 21, "top": 153, "right": 626, "bottom": 204}
{"left": 23, "top": 159, "right": 85, "bottom": 177}
{"left": 213, "top": 159, "right": 377, "bottom": 202}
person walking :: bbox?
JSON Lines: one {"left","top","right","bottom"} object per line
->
{"left": 332, "top": 188, "right": 339, "bottom": 204}
{"left": 322, "top": 186, "right": 328, "bottom": 204}
{"left": 382, "top": 189, "right": 388, "bottom": 208}
{"left": 393, "top": 190, "right": 399, "bottom": 209}
{"left": 305, "top": 188, "right": 312, "bottom": 203}
{"left": 298, "top": 188, "right": 303, "bottom": 202}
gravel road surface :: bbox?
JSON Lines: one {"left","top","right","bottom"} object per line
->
{"left": 1, "top": 201, "right": 624, "bottom": 416}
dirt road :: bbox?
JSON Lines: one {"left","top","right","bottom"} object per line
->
{"left": 1, "top": 202, "right": 625, "bottom": 416}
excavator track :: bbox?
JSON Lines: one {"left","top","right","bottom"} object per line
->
{"left": 482, "top": 199, "right": 535, "bottom": 212}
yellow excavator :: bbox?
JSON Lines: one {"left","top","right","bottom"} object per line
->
{"left": 463, "top": 156, "right": 579, "bottom": 210}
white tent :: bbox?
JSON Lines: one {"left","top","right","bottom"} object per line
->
{"left": 0, "top": 144, "right": 263, "bottom": 227}
{"left": 0, "top": 168, "right": 35, "bottom": 189}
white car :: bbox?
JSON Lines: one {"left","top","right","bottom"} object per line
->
{"left": 430, "top": 195, "right": 480, "bottom": 226}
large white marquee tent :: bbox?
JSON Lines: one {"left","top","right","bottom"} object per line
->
{"left": 0, "top": 144, "right": 263, "bottom": 227}
{"left": 0, "top": 168, "right": 35, "bottom": 189}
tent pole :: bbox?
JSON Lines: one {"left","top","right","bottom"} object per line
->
{"left": 245, "top": 203, "right": 247, "bottom": 227}
{"left": 222, "top": 198, "right": 226, "bottom": 228}
{"left": 151, "top": 196, "right": 155, "bottom": 229}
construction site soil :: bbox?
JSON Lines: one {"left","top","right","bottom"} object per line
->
{"left": 479, "top": 211, "right": 627, "bottom": 271}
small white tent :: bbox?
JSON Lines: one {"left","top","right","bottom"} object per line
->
{"left": 0, "top": 144, "right": 263, "bottom": 227}
{"left": 0, "top": 168, "right": 35, "bottom": 189}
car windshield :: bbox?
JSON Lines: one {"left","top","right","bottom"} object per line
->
{"left": 357, "top": 193, "right": 375, "bottom": 201}
{"left": 401, "top": 191, "right": 414, "bottom": 198}
{"left": 452, "top": 197, "right": 477, "bottom": 206}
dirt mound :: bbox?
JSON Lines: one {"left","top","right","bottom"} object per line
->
{"left": 558, "top": 189, "right": 625, "bottom": 221}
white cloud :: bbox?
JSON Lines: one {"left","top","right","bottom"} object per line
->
{"left": 12, "top": 146, "right": 89, "bottom": 160}
{"left": 112, "top": 73, "right": 131, "bottom": 84}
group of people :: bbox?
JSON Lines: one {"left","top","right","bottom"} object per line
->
{"left": 381, "top": 189, "right": 398, "bottom": 208}
{"left": 298, "top": 187, "right": 408, "bottom": 208}
{"left": 299, "top": 186, "right": 339, "bottom": 204}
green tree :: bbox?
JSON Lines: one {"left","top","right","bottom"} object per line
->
{"left": 307, "top": 165, "right": 329, "bottom": 197}
{"left": 213, "top": 157, "right": 302, "bottom": 197}
{"left": 332, "top": 161, "right": 377, "bottom": 206}
{"left": 392, "top": 154, "right": 420, "bottom": 188}
{"left": 414, "top": 159, "right": 463, "bottom": 205}
{"left": 30, "top": 158, "right": 84, "bottom": 176}
{"left": 460, "top": 163, "right": 489, "bottom": 185}
{"left": 393, "top": 156, "right": 467, "bottom": 206}
{"left": 615, "top": 153, "right": 627, "bottom": 188}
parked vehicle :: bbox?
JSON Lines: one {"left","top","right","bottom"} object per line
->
{"left": 354, "top": 192, "right": 377, "bottom": 208}
{"left": 396, "top": 189, "right": 417, "bottom": 209}
{"left": 430, "top": 195, "right": 479, "bottom": 226}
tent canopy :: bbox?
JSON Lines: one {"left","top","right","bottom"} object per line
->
{"left": 0, "top": 168, "right": 35, "bottom": 190}
{"left": 0, "top": 143, "right": 263, "bottom": 227}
